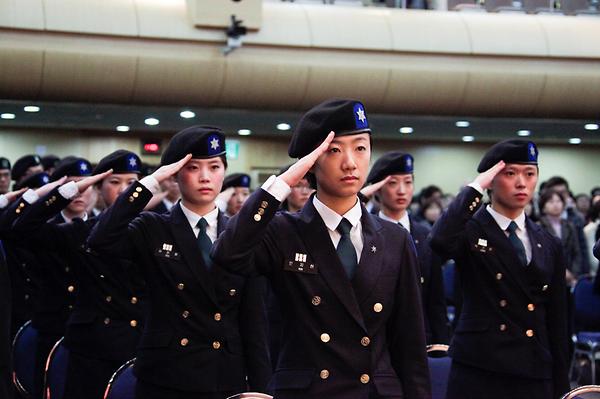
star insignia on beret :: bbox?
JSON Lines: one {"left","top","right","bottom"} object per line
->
{"left": 406, "top": 158, "right": 412, "bottom": 167}
{"left": 128, "top": 157, "right": 137, "bottom": 167}
{"left": 530, "top": 146, "right": 536, "bottom": 156}
{"left": 356, "top": 107, "right": 366, "bottom": 124}
{"left": 210, "top": 137, "right": 220, "bottom": 150}
{"left": 42, "top": 175, "right": 49, "bottom": 184}
{"left": 79, "top": 162, "right": 88, "bottom": 172}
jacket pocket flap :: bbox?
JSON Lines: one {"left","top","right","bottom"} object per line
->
{"left": 269, "top": 368, "right": 315, "bottom": 390}
{"left": 455, "top": 318, "right": 490, "bottom": 333}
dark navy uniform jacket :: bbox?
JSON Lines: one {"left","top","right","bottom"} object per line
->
{"left": 11, "top": 187, "right": 146, "bottom": 363}
{"left": 213, "top": 189, "right": 430, "bottom": 399}
{"left": 409, "top": 218, "right": 448, "bottom": 345}
{"left": 0, "top": 206, "right": 14, "bottom": 399}
{"left": 430, "top": 187, "right": 570, "bottom": 397}
{"left": 87, "top": 181, "right": 271, "bottom": 393}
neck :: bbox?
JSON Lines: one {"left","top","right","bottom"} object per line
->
{"left": 491, "top": 202, "right": 524, "bottom": 220}
{"left": 382, "top": 207, "right": 407, "bottom": 222}
{"left": 287, "top": 203, "right": 301, "bottom": 213}
{"left": 166, "top": 194, "right": 179, "bottom": 203}
{"left": 316, "top": 192, "right": 358, "bottom": 216}
{"left": 63, "top": 208, "right": 85, "bottom": 220}
{"left": 181, "top": 199, "right": 216, "bottom": 217}
{"left": 547, "top": 214, "right": 562, "bottom": 222}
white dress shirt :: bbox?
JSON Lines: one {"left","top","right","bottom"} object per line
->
{"left": 378, "top": 211, "right": 411, "bottom": 234}
{"left": 486, "top": 205, "right": 532, "bottom": 264}
{"left": 179, "top": 202, "right": 219, "bottom": 243}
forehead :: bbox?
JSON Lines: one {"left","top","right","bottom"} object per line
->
{"left": 187, "top": 157, "right": 223, "bottom": 166}
{"left": 387, "top": 173, "right": 413, "bottom": 180}
{"left": 108, "top": 173, "right": 138, "bottom": 181}
{"left": 331, "top": 133, "right": 370, "bottom": 145}
{"left": 503, "top": 163, "right": 538, "bottom": 172}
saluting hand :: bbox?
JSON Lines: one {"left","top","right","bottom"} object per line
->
{"left": 4, "top": 187, "right": 29, "bottom": 203}
{"left": 75, "top": 170, "right": 113, "bottom": 193}
{"left": 473, "top": 160, "right": 505, "bottom": 190}
{"left": 152, "top": 154, "right": 192, "bottom": 184}
{"left": 35, "top": 176, "right": 68, "bottom": 198}
{"left": 280, "top": 131, "right": 335, "bottom": 188}
{"left": 360, "top": 175, "right": 392, "bottom": 199}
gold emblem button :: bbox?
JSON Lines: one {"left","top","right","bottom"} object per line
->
{"left": 499, "top": 324, "right": 507, "bottom": 331}
{"left": 320, "top": 370, "right": 330, "bottom": 379}
{"left": 373, "top": 303, "right": 383, "bottom": 313}
{"left": 182, "top": 310, "right": 190, "bottom": 318}
{"left": 261, "top": 201, "right": 268, "bottom": 209}
{"left": 135, "top": 187, "right": 143, "bottom": 192}
{"left": 254, "top": 214, "right": 262, "bottom": 222}
{"left": 526, "top": 329, "right": 534, "bottom": 337}
{"left": 177, "top": 283, "right": 185, "bottom": 290}
{"left": 214, "top": 313, "right": 222, "bottom": 321}
{"left": 312, "top": 296, "right": 321, "bottom": 306}
{"left": 105, "top": 296, "right": 112, "bottom": 302}
{"left": 67, "top": 285, "right": 75, "bottom": 293}
{"left": 527, "top": 303, "right": 535, "bottom": 311}
{"left": 132, "top": 192, "right": 139, "bottom": 198}
{"left": 542, "top": 285, "right": 548, "bottom": 291}
{"left": 180, "top": 338, "right": 189, "bottom": 346}
{"left": 104, "top": 317, "right": 111, "bottom": 325}
{"left": 360, "top": 374, "right": 370, "bottom": 384}
{"left": 130, "top": 320, "right": 137, "bottom": 327}
{"left": 499, "top": 299, "right": 507, "bottom": 308}
{"left": 229, "top": 289, "right": 237, "bottom": 296}
{"left": 320, "top": 333, "right": 331, "bottom": 343}
{"left": 131, "top": 297, "right": 138, "bottom": 304}
{"left": 213, "top": 341, "right": 221, "bottom": 349}
{"left": 361, "top": 337, "right": 371, "bottom": 347}
{"left": 496, "top": 273, "right": 503, "bottom": 280}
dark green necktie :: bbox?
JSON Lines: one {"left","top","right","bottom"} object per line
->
{"left": 336, "top": 218, "right": 358, "bottom": 279}
{"left": 196, "top": 218, "right": 213, "bottom": 270}
{"left": 507, "top": 221, "right": 527, "bottom": 266}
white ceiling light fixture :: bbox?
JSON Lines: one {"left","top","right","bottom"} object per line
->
{"left": 276, "top": 123, "right": 291, "bottom": 131}
{"left": 0, "top": 113, "right": 16, "bottom": 120}
{"left": 462, "top": 135, "right": 475, "bottom": 142}
{"left": 238, "top": 129, "right": 252, "bottom": 136}
{"left": 584, "top": 123, "right": 599, "bottom": 131}
{"left": 116, "top": 125, "right": 130, "bottom": 132}
{"left": 456, "top": 121, "right": 470, "bottom": 128}
{"left": 517, "top": 130, "right": 531, "bottom": 137}
{"left": 180, "top": 110, "right": 195, "bottom": 119}
{"left": 399, "top": 127, "right": 414, "bottom": 134}
{"left": 569, "top": 138, "right": 582, "bottom": 145}
{"left": 24, "top": 106, "right": 40, "bottom": 113}
{"left": 144, "top": 117, "right": 159, "bottom": 126}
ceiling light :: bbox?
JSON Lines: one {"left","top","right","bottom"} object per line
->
{"left": 462, "top": 135, "right": 475, "bottom": 142}
{"left": 456, "top": 121, "right": 470, "bottom": 128}
{"left": 144, "top": 118, "right": 159, "bottom": 126}
{"left": 517, "top": 130, "right": 531, "bottom": 137}
{"left": 569, "top": 138, "right": 582, "bottom": 145}
{"left": 180, "top": 110, "right": 195, "bottom": 119}
{"left": 399, "top": 127, "right": 413, "bottom": 134}
{"left": 24, "top": 106, "right": 40, "bottom": 113}
{"left": 584, "top": 123, "right": 599, "bottom": 131}
{"left": 116, "top": 125, "right": 130, "bottom": 132}
{"left": 0, "top": 113, "right": 16, "bottom": 120}
{"left": 238, "top": 129, "right": 252, "bottom": 136}
{"left": 276, "top": 123, "right": 291, "bottom": 131}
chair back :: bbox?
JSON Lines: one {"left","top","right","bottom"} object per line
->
{"left": 44, "top": 337, "right": 69, "bottom": 399}
{"left": 427, "top": 344, "right": 451, "bottom": 399}
{"left": 103, "top": 359, "right": 136, "bottom": 399}
{"left": 561, "top": 384, "right": 600, "bottom": 399}
{"left": 573, "top": 275, "right": 600, "bottom": 332}
{"left": 11, "top": 320, "right": 38, "bottom": 398}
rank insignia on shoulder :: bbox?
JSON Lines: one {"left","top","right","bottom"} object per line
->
{"left": 155, "top": 243, "right": 180, "bottom": 260}
{"left": 284, "top": 254, "right": 317, "bottom": 274}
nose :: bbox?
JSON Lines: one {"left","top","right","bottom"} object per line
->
{"left": 198, "top": 166, "right": 211, "bottom": 182}
{"left": 341, "top": 149, "right": 357, "bottom": 172}
{"left": 515, "top": 174, "right": 525, "bottom": 188}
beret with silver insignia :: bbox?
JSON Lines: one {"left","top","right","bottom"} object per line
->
{"left": 221, "top": 173, "right": 251, "bottom": 192}
{"left": 51, "top": 156, "right": 92, "bottom": 181}
{"left": 478, "top": 139, "right": 538, "bottom": 173}
{"left": 367, "top": 152, "right": 414, "bottom": 185}
{"left": 161, "top": 125, "right": 226, "bottom": 166}
{"left": 93, "top": 150, "right": 141, "bottom": 175}
{"left": 15, "top": 172, "right": 50, "bottom": 190}
{"left": 0, "top": 157, "right": 10, "bottom": 171}
{"left": 288, "top": 98, "right": 371, "bottom": 158}
{"left": 12, "top": 154, "right": 42, "bottom": 181}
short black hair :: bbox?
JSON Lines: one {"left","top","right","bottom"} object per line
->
{"left": 544, "top": 176, "right": 569, "bottom": 190}
{"left": 538, "top": 189, "right": 565, "bottom": 215}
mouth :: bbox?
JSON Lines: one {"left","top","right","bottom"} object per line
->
{"left": 198, "top": 188, "right": 213, "bottom": 194}
{"left": 340, "top": 176, "right": 359, "bottom": 183}
{"left": 515, "top": 193, "right": 528, "bottom": 200}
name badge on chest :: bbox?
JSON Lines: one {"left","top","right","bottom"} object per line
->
{"left": 284, "top": 253, "right": 318, "bottom": 274}
{"left": 155, "top": 243, "right": 181, "bottom": 260}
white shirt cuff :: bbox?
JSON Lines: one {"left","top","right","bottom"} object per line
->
{"left": 0, "top": 195, "right": 7, "bottom": 209}
{"left": 23, "top": 189, "right": 40, "bottom": 204}
{"left": 468, "top": 182, "right": 484, "bottom": 195}
{"left": 140, "top": 176, "right": 161, "bottom": 195}
{"left": 58, "top": 181, "right": 79, "bottom": 200}
{"left": 261, "top": 175, "right": 291, "bottom": 203}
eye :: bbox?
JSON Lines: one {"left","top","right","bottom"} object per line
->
{"left": 211, "top": 164, "right": 221, "bottom": 170}
{"left": 357, "top": 145, "right": 367, "bottom": 151}
{"left": 328, "top": 147, "right": 340, "bottom": 153}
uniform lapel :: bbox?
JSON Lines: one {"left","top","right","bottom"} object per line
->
{"left": 474, "top": 208, "right": 535, "bottom": 301}
{"left": 169, "top": 204, "right": 218, "bottom": 305}
{"left": 352, "top": 209, "right": 384, "bottom": 307}
{"left": 297, "top": 200, "right": 367, "bottom": 332}
{"left": 526, "top": 218, "right": 551, "bottom": 275}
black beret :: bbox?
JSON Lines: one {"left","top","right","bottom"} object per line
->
{"left": 93, "top": 150, "right": 141, "bottom": 175}
{"left": 477, "top": 139, "right": 538, "bottom": 173}
{"left": 50, "top": 156, "right": 92, "bottom": 181}
{"left": 12, "top": 154, "right": 42, "bottom": 181}
{"left": 0, "top": 157, "right": 10, "bottom": 170}
{"left": 14, "top": 172, "right": 50, "bottom": 190}
{"left": 161, "top": 126, "right": 226, "bottom": 166}
{"left": 288, "top": 98, "right": 371, "bottom": 158}
{"left": 367, "top": 152, "right": 414, "bottom": 185}
{"left": 221, "top": 173, "right": 250, "bottom": 192}
{"left": 41, "top": 155, "right": 61, "bottom": 171}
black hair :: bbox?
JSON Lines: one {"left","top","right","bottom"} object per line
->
{"left": 538, "top": 189, "right": 565, "bottom": 215}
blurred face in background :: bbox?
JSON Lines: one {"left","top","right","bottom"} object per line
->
{"left": 423, "top": 201, "right": 443, "bottom": 224}
{"left": 226, "top": 187, "right": 250, "bottom": 216}
{"left": 0, "top": 169, "right": 10, "bottom": 194}
{"left": 543, "top": 192, "right": 565, "bottom": 218}
{"left": 65, "top": 176, "right": 94, "bottom": 216}
{"left": 288, "top": 178, "right": 313, "bottom": 211}
{"left": 99, "top": 173, "right": 139, "bottom": 207}
{"left": 161, "top": 176, "right": 181, "bottom": 202}
{"left": 378, "top": 174, "right": 414, "bottom": 216}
